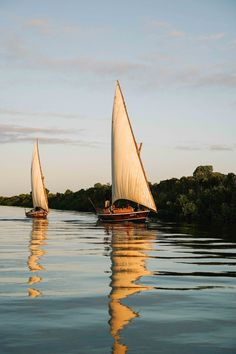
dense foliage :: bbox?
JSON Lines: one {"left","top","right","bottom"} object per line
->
{"left": 150, "top": 166, "right": 236, "bottom": 224}
{"left": 0, "top": 166, "right": 235, "bottom": 225}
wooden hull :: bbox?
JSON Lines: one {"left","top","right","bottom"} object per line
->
{"left": 97, "top": 210, "right": 150, "bottom": 223}
{"left": 25, "top": 209, "right": 48, "bottom": 219}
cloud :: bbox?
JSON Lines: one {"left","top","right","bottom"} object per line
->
{"left": 145, "top": 20, "right": 186, "bottom": 39}
{"left": 0, "top": 32, "right": 146, "bottom": 77}
{"left": 1, "top": 29, "right": 235, "bottom": 89}
{"left": 228, "top": 39, "right": 236, "bottom": 50}
{"left": 141, "top": 52, "right": 174, "bottom": 62}
{"left": 0, "top": 123, "right": 77, "bottom": 135}
{"left": 39, "top": 56, "right": 146, "bottom": 77}
{"left": 0, "top": 32, "right": 29, "bottom": 59}
{"left": 197, "top": 33, "right": 225, "bottom": 41}
{"left": 170, "top": 62, "right": 236, "bottom": 89}
{"left": 0, "top": 123, "right": 100, "bottom": 147}
{"left": 168, "top": 30, "right": 186, "bottom": 38}
{"left": 0, "top": 108, "right": 86, "bottom": 120}
{"left": 209, "top": 144, "right": 235, "bottom": 151}
{"left": 196, "top": 73, "right": 236, "bottom": 88}
{"left": 148, "top": 20, "right": 170, "bottom": 29}
{"left": 25, "top": 18, "right": 49, "bottom": 28}
{"left": 24, "top": 18, "right": 80, "bottom": 36}
{"left": 175, "top": 145, "right": 201, "bottom": 151}
{"left": 175, "top": 144, "right": 235, "bottom": 151}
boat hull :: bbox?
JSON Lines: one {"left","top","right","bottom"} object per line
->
{"left": 25, "top": 210, "right": 48, "bottom": 219}
{"left": 97, "top": 210, "right": 150, "bottom": 223}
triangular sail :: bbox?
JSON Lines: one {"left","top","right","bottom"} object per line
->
{"left": 111, "top": 82, "right": 157, "bottom": 211}
{"left": 31, "top": 141, "right": 48, "bottom": 212}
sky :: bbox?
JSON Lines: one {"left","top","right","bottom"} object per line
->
{"left": 0, "top": 0, "right": 235, "bottom": 196}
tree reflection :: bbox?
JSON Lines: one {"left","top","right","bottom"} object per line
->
{"left": 27, "top": 219, "right": 48, "bottom": 298}
{"left": 105, "top": 223, "right": 155, "bottom": 353}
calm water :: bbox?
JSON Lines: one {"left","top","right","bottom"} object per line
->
{"left": 0, "top": 206, "right": 235, "bottom": 354}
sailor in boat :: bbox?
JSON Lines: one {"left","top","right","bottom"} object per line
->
{"left": 35, "top": 206, "right": 44, "bottom": 212}
{"left": 103, "top": 200, "right": 111, "bottom": 214}
{"left": 27, "top": 206, "right": 45, "bottom": 213}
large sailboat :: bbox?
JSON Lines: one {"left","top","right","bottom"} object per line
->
{"left": 25, "top": 141, "right": 49, "bottom": 219}
{"left": 97, "top": 81, "right": 157, "bottom": 222}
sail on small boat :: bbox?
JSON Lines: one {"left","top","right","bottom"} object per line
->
{"left": 97, "top": 81, "right": 157, "bottom": 222}
{"left": 25, "top": 140, "right": 49, "bottom": 219}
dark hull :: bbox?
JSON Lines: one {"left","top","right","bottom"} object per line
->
{"left": 97, "top": 210, "right": 149, "bottom": 223}
{"left": 25, "top": 210, "right": 48, "bottom": 219}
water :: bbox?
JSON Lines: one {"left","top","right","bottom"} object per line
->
{"left": 0, "top": 205, "right": 235, "bottom": 354}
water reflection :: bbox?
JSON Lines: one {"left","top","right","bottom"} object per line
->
{"left": 105, "top": 224, "right": 155, "bottom": 353}
{"left": 27, "top": 219, "right": 48, "bottom": 297}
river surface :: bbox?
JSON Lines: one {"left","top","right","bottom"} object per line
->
{"left": 0, "top": 205, "right": 235, "bottom": 354}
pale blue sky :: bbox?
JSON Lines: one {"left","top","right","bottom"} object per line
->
{"left": 0, "top": 0, "right": 235, "bottom": 196}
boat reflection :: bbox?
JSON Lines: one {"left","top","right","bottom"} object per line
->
{"left": 27, "top": 219, "right": 48, "bottom": 297}
{"left": 105, "top": 223, "right": 155, "bottom": 353}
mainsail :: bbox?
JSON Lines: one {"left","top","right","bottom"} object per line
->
{"left": 31, "top": 141, "right": 48, "bottom": 212}
{"left": 111, "top": 81, "right": 157, "bottom": 212}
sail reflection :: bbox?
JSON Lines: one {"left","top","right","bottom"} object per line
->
{"left": 27, "top": 219, "right": 48, "bottom": 297}
{"left": 106, "top": 224, "right": 155, "bottom": 353}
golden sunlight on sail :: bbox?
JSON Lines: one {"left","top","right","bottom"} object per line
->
{"left": 27, "top": 219, "right": 48, "bottom": 297}
{"left": 97, "top": 81, "right": 156, "bottom": 222}
{"left": 25, "top": 141, "right": 48, "bottom": 218}
{"left": 31, "top": 141, "right": 48, "bottom": 212}
{"left": 112, "top": 82, "right": 156, "bottom": 212}
{"left": 106, "top": 224, "right": 155, "bottom": 353}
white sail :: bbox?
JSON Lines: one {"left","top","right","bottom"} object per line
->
{"left": 31, "top": 141, "right": 48, "bottom": 212}
{"left": 112, "top": 82, "right": 157, "bottom": 212}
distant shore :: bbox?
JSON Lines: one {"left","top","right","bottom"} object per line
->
{"left": 0, "top": 166, "right": 235, "bottom": 225}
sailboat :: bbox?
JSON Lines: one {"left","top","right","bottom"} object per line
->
{"left": 25, "top": 140, "right": 49, "bottom": 219}
{"left": 97, "top": 81, "right": 157, "bottom": 222}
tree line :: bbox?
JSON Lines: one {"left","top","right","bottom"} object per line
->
{"left": 0, "top": 166, "right": 235, "bottom": 225}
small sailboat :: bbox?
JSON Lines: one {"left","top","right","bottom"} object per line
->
{"left": 97, "top": 81, "right": 157, "bottom": 222}
{"left": 25, "top": 140, "right": 49, "bottom": 219}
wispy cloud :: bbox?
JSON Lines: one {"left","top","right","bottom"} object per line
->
{"left": 25, "top": 18, "right": 49, "bottom": 28}
{"left": 148, "top": 20, "right": 170, "bottom": 29}
{"left": 195, "top": 72, "right": 236, "bottom": 88}
{"left": 0, "top": 108, "right": 86, "bottom": 120}
{"left": 197, "top": 33, "right": 225, "bottom": 41}
{"left": 167, "top": 30, "right": 186, "bottom": 38}
{"left": 209, "top": 144, "right": 235, "bottom": 151}
{"left": 1, "top": 28, "right": 235, "bottom": 89}
{"left": 0, "top": 124, "right": 77, "bottom": 135}
{"left": 0, "top": 123, "right": 100, "bottom": 147}
{"left": 1, "top": 32, "right": 29, "bottom": 59}
{"left": 175, "top": 144, "right": 235, "bottom": 151}
{"left": 40, "top": 56, "right": 146, "bottom": 76}
{"left": 175, "top": 145, "right": 202, "bottom": 151}
{"left": 0, "top": 33, "right": 146, "bottom": 77}
{"left": 145, "top": 19, "right": 186, "bottom": 39}
{"left": 141, "top": 52, "right": 174, "bottom": 62}
{"left": 228, "top": 39, "right": 236, "bottom": 50}
{"left": 23, "top": 18, "right": 81, "bottom": 36}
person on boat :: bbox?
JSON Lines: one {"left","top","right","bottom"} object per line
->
{"left": 105, "top": 200, "right": 110, "bottom": 208}
{"left": 34, "top": 206, "right": 46, "bottom": 212}
{"left": 103, "top": 200, "right": 111, "bottom": 214}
